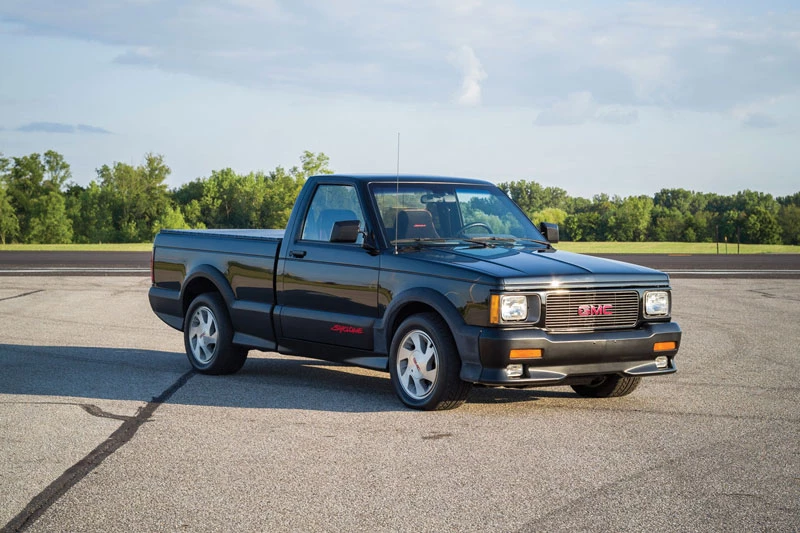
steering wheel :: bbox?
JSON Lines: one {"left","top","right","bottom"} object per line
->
{"left": 457, "top": 222, "right": 493, "bottom": 237}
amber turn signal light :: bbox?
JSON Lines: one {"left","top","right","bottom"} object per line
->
{"left": 489, "top": 295, "right": 500, "bottom": 324}
{"left": 653, "top": 341, "right": 676, "bottom": 352}
{"left": 510, "top": 349, "right": 542, "bottom": 359}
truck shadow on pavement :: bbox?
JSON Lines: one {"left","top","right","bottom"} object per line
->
{"left": 0, "top": 344, "right": 575, "bottom": 413}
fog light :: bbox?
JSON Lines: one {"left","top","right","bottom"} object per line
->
{"left": 506, "top": 364, "right": 523, "bottom": 378}
{"left": 655, "top": 356, "right": 668, "bottom": 369}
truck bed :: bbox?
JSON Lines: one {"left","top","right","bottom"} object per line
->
{"left": 150, "top": 228, "right": 283, "bottom": 350}
{"left": 160, "top": 228, "right": 285, "bottom": 240}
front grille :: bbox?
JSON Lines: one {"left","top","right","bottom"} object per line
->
{"left": 545, "top": 290, "right": 639, "bottom": 332}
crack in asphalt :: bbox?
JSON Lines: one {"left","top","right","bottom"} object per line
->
{"left": 1, "top": 370, "right": 195, "bottom": 533}
{"left": 0, "top": 290, "right": 44, "bottom": 303}
{"left": 1, "top": 401, "right": 134, "bottom": 422}
{"left": 747, "top": 288, "right": 800, "bottom": 301}
{"left": 78, "top": 403, "right": 135, "bottom": 422}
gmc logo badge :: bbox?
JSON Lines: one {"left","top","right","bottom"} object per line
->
{"left": 578, "top": 304, "right": 613, "bottom": 316}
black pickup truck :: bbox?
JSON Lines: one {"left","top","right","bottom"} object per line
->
{"left": 149, "top": 175, "right": 681, "bottom": 410}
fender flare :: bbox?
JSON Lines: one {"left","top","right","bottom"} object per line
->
{"left": 180, "top": 264, "right": 236, "bottom": 315}
{"left": 376, "top": 287, "right": 482, "bottom": 377}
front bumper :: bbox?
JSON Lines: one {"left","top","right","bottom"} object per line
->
{"left": 468, "top": 322, "right": 681, "bottom": 386}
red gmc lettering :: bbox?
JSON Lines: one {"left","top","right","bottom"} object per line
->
{"left": 577, "top": 304, "right": 613, "bottom": 316}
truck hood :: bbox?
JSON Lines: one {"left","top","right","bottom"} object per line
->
{"left": 400, "top": 245, "right": 670, "bottom": 288}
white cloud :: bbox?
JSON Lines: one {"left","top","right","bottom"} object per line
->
{"left": 741, "top": 112, "right": 778, "bottom": 129}
{"left": 534, "top": 92, "right": 638, "bottom": 126}
{"left": 449, "top": 45, "right": 487, "bottom": 106}
{"left": 595, "top": 106, "right": 639, "bottom": 125}
{"left": 1, "top": 1, "right": 799, "bottom": 115}
{"left": 731, "top": 97, "right": 785, "bottom": 129}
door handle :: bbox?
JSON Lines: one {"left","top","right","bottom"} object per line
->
{"left": 290, "top": 250, "right": 307, "bottom": 258}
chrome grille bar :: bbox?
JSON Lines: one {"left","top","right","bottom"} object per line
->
{"left": 545, "top": 290, "right": 639, "bottom": 331}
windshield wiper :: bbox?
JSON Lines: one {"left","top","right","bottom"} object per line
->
{"left": 457, "top": 236, "right": 517, "bottom": 248}
{"left": 392, "top": 238, "right": 452, "bottom": 250}
{"left": 512, "top": 237, "right": 554, "bottom": 250}
{"left": 392, "top": 237, "right": 498, "bottom": 251}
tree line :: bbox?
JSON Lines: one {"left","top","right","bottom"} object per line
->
{"left": 1, "top": 150, "right": 798, "bottom": 245}
{"left": 0, "top": 150, "right": 332, "bottom": 245}
{"left": 499, "top": 181, "right": 800, "bottom": 245}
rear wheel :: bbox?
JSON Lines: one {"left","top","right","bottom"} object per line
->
{"left": 571, "top": 375, "right": 640, "bottom": 398}
{"left": 389, "top": 313, "right": 472, "bottom": 410}
{"left": 183, "top": 293, "right": 247, "bottom": 375}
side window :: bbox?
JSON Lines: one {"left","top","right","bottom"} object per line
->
{"left": 301, "top": 184, "right": 365, "bottom": 244}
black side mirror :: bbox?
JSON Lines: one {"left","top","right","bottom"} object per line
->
{"left": 539, "top": 222, "right": 559, "bottom": 244}
{"left": 330, "top": 220, "right": 361, "bottom": 243}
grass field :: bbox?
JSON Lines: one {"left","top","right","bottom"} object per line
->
{"left": 556, "top": 242, "right": 800, "bottom": 254}
{"left": 0, "top": 243, "right": 153, "bottom": 252}
{"left": 2, "top": 241, "right": 799, "bottom": 254}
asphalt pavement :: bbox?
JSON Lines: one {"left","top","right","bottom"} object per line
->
{"left": 0, "top": 275, "right": 798, "bottom": 532}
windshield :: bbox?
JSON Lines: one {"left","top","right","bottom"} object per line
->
{"left": 370, "top": 182, "right": 546, "bottom": 245}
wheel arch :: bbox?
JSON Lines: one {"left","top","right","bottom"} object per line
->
{"left": 381, "top": 289, "right": 462, "bottom": 348}
{"left": 377, "top": 288, "right": 481, "bottom": 381}
{"left": 180, "top": 265, "right": 236, "bottom": 318}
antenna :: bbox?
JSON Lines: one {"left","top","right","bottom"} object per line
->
{"left": 394, "top": 132, "right": 400, "bottom": 255}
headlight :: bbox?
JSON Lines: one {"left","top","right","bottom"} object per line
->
{"left": 501, "top": 295, "right": 527, "bottom": 321}
{"left": 644, "top": 291, "right": 669, "bottom": 317}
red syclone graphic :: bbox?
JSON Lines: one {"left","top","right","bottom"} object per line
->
{"left": 331, "top": 324, "right": 364, "bottom": 334}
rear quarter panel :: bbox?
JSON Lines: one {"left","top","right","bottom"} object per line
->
{"left": 151, "top": 229, "right": 282, "bottom": 349}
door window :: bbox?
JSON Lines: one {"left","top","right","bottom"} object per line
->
{"left": 301, "top": 184, "right": 365, "bottom": 244}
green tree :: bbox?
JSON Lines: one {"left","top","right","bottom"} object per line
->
{"left": 292, "top": 150, "right": 334, "bottom": 180}
{"left": 743, "top": 205, "right": 781, "bottom": 244}
{"left": 649, "top": 206, "right": 686, "bottom": 241}
{"left": 258, "top": 168, "right": 305, "bottom": 228}
{"left": 199, "top": 168, "right": 260, "bottom": 228}
{"left": 498, "top": 180, "right": 570, "bottom": 219}
{"left": 564, "top": 211, "right": 600, "bottom": 242}
{"left": 3, "top": 151, "right": 73, "bottom": 242}
{"left": 98, "top": 153, "right": 171, "bottom": 241}
{"left": 169, "top": 151, "right": 333, "bottom": 231}
{"left": 152, "top": 205, "right": 191, "bottom": 235}
{"left": 65, "top": 182, "right": 114, "bottom": 243}
{"left": 778, "top": 205, "right": 800, "bottom": 245}
{"left": 27, "top": 191, "right": 73, "bottom": 244}
{"left": 606, "top": 195, "right": 653, "bottom": 242}
{"left": 778, "top": 192, "right": 800, "bottom": 207}
{"left": 0, "top": 184, "right": 20, "bottom": 244}
{"left": 258, "top": 151, "right": 334, "bottom": 228}
{"left": 531, "top": 207, "right": 568, "bottom": 227}
{"left": 42, "top": 150, "right": 71, "bottom": 192}
{"left": 5, "top": 153, "right": 47, "bottom": 239}
{"left": 172, "top": 178, "right": 207, "bottom": 227}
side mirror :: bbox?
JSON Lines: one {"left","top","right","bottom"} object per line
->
{"left": 330, "top": 220, "right": 361, "bottom": 243}
{"left": 539, "top": 222, "right": 559, "bottom": 244}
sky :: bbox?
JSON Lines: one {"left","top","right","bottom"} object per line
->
{"left": 1, "top": 0, "right": 799, "bottom": 199}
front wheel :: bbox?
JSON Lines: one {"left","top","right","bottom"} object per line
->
{"left": 389, "top": 313, "right": 472, "bottom": 410}
{"left": 571, "top": 375, "right": 640, "bottom": 398}
{"left": 183, "top": 293, "right": 248, "bottom": 375}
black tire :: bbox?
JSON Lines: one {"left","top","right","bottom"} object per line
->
{"left": 389, "top": 313, "right": 472, "bottom": 410}
{"left": 183, "top": 293, "right": 248, "bottom": 375}
{"left": 571, "top": 375, "right": 641, "bottom": 398}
